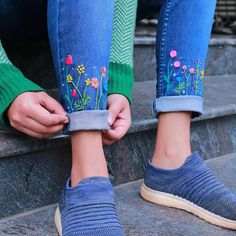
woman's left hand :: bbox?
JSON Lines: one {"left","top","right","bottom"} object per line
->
{"left": 102, "top": 94, "right": 131, "bottom": 145}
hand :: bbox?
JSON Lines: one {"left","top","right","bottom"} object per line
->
{"left": 7, "top": 91, "right": 69, "bottom": 138}
{"left": 102, "top": 94, "right": 131, "bottom": 145}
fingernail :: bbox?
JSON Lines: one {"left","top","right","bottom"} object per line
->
{"left": 63, "top": 118, "right": 69, "bottom": 124}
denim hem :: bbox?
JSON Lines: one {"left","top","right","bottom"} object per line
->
{"left": 152, "top": 96, "right": 203, "bottom": 118}
{"left": 67, "top": 110, "right": 110, "bottom": 132}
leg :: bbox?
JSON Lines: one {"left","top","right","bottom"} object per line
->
{"left": 48, "top": 0, "right": 112, "bottom": 185}
{"left": 151, "top": 0, "right": 213, "bottom": 169}
{"left": 48, "top": 1, "right": 124, "bottom": 235}
{"left": 140, "top": 0, "right": 236, "bottom": 230}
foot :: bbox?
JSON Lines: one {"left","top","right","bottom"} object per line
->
{"left": 55, "top": 177, "right": 125, "bottom": 236}
{"left": 140, "top": 152, "right": 236, "bottom": 230}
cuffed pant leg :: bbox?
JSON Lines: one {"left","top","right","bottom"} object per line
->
{"left": 154, "top": 0, "right": 217, "bottom": 118}
{"left": 47, "top": 0, "right": 114, "bottom": 131}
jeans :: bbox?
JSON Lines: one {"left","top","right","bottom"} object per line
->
{"left": 138, "top": 0, "right": 216, "bottom": 117}
{"left": 0, "top": 0, "right": 217, "bottom": 132}
{"left": 0, "top": 0, "right": 114, "bottom": 131}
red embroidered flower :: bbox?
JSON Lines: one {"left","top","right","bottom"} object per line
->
{"left": 101, "top": 66, "right": 106, "bottom": 76}
{"left": 182, "top": 65, "right": 187, "bottom": 71}
{"left": 65, "top": 55, "right": 73, "bottom": 65}
{"left": 72, "top": 89, "right": 76, "bottom": 97}
{"left": 91, "top": 78, "right": 99, "bottom": 88}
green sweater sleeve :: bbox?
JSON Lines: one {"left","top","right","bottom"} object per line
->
{"left": 0, "top": 40, "right": 44, "bottom": 126}
{"left": 108, "top": 0, "right": 138, "bottom": 103}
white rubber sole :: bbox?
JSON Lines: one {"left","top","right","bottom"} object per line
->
{"left": 140, "top": 183, "right": 236, "bottom": 230}
{"left": 54, "top": 207, "right": 62, "bottom": 236}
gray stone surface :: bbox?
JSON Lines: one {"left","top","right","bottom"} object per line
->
{"left": 0, "top": 154, "right": 235, "bottom": 236}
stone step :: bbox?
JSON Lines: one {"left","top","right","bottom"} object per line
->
{"left": 0, "top": 74, "right": 236, "bottom": 218}
{"left": 2, "top": 35, "right": 236, "bottom": 88}
{"left": 0, "top": 153, "right": 235, "bottom": 236}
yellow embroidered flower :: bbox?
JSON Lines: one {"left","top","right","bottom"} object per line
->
{"left": 201, "top": 70, "right": 205, "bottom": 79}
{"left": 85, "top": 79, "right": 91, "bottom": 86}
{"left": 77, "top": 64, "right": 85, "bottom": 74}
{"left": 67, "top": 74, "right": 73, "bottom": 83}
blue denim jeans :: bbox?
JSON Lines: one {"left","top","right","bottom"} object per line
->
{"left": 138, "top": 0, "right": 216, "bottom": 117}
{"left": 47, "top": 0, "right": 114, "bottom": 131}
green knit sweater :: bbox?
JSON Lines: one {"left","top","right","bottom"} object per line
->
{"left": 0, "top": 0, "right": 137, "bottom": 126}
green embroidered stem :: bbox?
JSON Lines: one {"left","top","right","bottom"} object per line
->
{"left": 71, "top": 81, "right": 83, "bottom": 99}
{"left": 165, "top": 59, "right": 172, "bottom": 96}
{"left": 95, "top": 86, "right": 99, "bottom": 110}
{"left": 66, "top": 66, "right": 72, "bottom": 110}
{"left": 184, "top": 70, "right": 190, "bottom": 95}
{"left": 76, "top": 74, "right": 81, "bottom": 88}
{"left": 97, "top": 75, "right": 103, "bottom": 109}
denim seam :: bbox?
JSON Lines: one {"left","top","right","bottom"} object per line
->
{"left": 158, "top": 0, "right": 172, "bottom": 97}
{"left": 55, "top": 0, "right": 63, "bottom": 101}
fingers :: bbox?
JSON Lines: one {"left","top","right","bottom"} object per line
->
{"left": 107, "top": 102, "right": 123, "bottom": 126}
{"left": 11, "top": 117, "right": 64, "bottom": 138}
{"left": 102, "top": 119, "right": 130, "bottom": 145}
{"left": 39, "top": 93, "right": 67, "bottom": 115}
{"left": 29, "top": 104, "right": 69, "bottom": 127}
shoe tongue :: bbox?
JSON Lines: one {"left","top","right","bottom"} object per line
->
{"left": 65, "top": 177, "right": 114, "bottom": 204}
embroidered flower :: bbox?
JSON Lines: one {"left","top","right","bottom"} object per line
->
{"left": 190, "top": 68, "right": 196, "bottom": 74}
{"left": 65, "top": 55, "right": 73, "bottom": 65}
{"left": 85, "top": 79, "right": 91, "bottom": 86}
{"left": 67, "top": 74, "right": 73, "bottom": 83}
{"left": 101, "top": 66, "right": 107, "bottom": 76}
{"left": 72, "top": 89, "right": 76, "bottom": 97}
{"left": 182, "top": 65, "right": 187, "bottom": 71}
{"left": 176, "top": 76, "right": 182, "bottom": 82}
{"left": 77, "top": 64, "right": 85, "bottom": 74}
{"left": 174, "top": 61, "right": 180, "bottom": 68}
{"left": 91, "top": 78, "right": 99, "bottom": 88}
{"left": 170, "top": 50, "right": 177, "bottom": 58}
{"left": 201, "top": 70, "right": 205, "bottom": 78}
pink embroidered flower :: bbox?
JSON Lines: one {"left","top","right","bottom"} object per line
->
{"left": 190, "top": 68, "right": 196, "bottom": 74}
{"left": 72, "top": 89, "right": 76, "bottom": 97}
{"left": 170, "top": 50, "right": 177, "bottom": 58}
{"left": 65, "top": 55, "right": 73, "bottom": 65}
{"left": 101, "top": 66, "right": 106, "bottom": 76}
{"left": 91, "top": 78, "right": 99, "bottom": 88}
{"left": 174, "top": 61, "right": 180, "bottom": 68}
{"left": 182, "top": 65, "right": 187, "bottom": 71}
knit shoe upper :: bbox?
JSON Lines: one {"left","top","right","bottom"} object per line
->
{"left": 143, "top": 152, "right": 236, "bottom": 221}
{"left": 58, "top": 177, "right": 124, "bottom": 236}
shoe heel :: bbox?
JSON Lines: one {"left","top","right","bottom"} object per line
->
{"left": 55, "top": 207, "right": 62, "bottom": 236}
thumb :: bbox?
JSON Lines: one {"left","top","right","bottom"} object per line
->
{"left": 107, "top": 102, "right": 122, "bottom": 126}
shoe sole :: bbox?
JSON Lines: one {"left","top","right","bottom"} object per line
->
{"left": 140, "top": 183, "right": 236, "bottom": 230}
{"left": 54, "top": 207, "right": 62, "bottom": 236}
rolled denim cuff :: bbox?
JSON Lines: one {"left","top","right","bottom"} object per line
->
{"left": 152, "top": 96, "right": 203, "bottom": 118}
{"left": 67, "top": 110, "right": 110, "bottom": 132}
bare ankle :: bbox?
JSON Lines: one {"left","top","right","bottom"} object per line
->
{"left": 70, "top": 131, "right": 108, "bottom": 187}
{"left": 152, "top": 148, "right": 191, "bottom": 169}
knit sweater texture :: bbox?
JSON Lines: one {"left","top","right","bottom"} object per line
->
{"left": 0, "top": 0, "right": 137, "bottom": 126}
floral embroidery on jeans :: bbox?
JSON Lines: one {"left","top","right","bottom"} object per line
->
{"left": 63, "top": 54, "right": 107, "bottom": 112}
{"left": 163, "top": 50, "right": 204, "bottom": 97}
